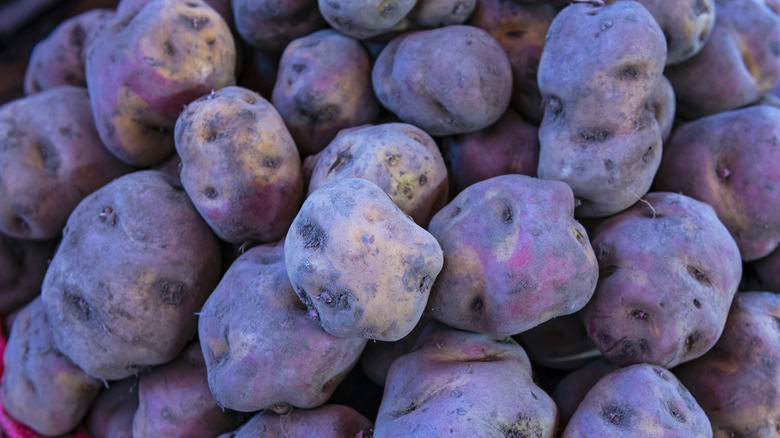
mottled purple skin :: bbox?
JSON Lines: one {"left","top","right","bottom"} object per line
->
{"left": 674, "top": 292, "right": 780, "bottom": 438}
{"left": 665, "top": 0, "right": 780, "bottom": 119}
{"left": 233, "top": 0, "right": 324, "bottom": 53}
{"left": 40, "top": 170, "right": 222, "bottom": 380}
{"left": 174, "top": 86, "right": 303, "bottom": 244}
{"left": 0, "top": 234, "right": 57, "bottom": 315}
{"left": 198, "top": 243, "right": 366, "bottom": 412}
{"left": 85, "top": 0, "right": 236, "bottom": 166}
{"left": 0, "top": 86, "right": 135, "bottom": 240}
{"left": 654, "top": 105, "right": 780, "bottom": 262}
{"left": 562, "top": 364, "right": 711, "bottom": 438}
{"left": 132, "top": 342, "right": 248, "bottom": 438}
{"left": 552, "top": 358, "right": 618, "bottom": 429}
{"left": 318, "top": 0, "right": 416, "bottom": 40}
{"left": 86, "top": 378, "right": 139, "bottom": 438}
{"left": 754, "top": 248, "right": 780, "bottom": 293}
{"left": 514, "top": 313, "right": 600, "bottom": 371}
{"left": 652, "top": 75, "right": 676, "bottom": 142}
{"left": 441, "top": 109, "right": 539, "bottom": 196}
{"left": 374, "top": 321, "right": 558, "bottom": 438}
{"left": 372, "top": 25, "right": 512, "bottom": 137}
{"left": 427, "top": 174, "right": 598, "bottom": 336}
{"left": 219, "top": 405, "right": 373, "bottom": 438}
{"left": 408, "top": 0, "right": 476, "bottom": 29}
{"left": 272, "top": 29, "right": 380, "bottom": 156}
{"left": 1, "top": 297, "right": 103, "bottom": 436}
{"left": 584, "top": 192, "right": 742, "bottom": 368}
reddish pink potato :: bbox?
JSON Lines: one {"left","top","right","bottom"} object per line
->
{"left": 285, "top": 178, "right": 443, "bottom": 342}
{"left": 198, "top": 243, "right": 366, "bottom": 413}
{"left": 372, "top": 25, "right": 512, "bottom": 137}
{"left": 305, "top": 123, "right": 448, "bottom": 227}
{"left": 441, "top": 109, "right": 539, "bottom": 196}
{"left": 233, "top": 0, "right": 324, "bottom": 53}
{"left": 552, "top": 358, "right": 618, "bottom": 429}
{"left": 374, "top": 322, "right": 558, "bottom": 438}
{"left": 0, "top": 234, "right": 57, "bottom": 315}
{"left": 272, "top": 29, "right": 380, "bottom": 156}
{"left": 427, "top": 174, "right": 598, "bottom": 336}
{"left": 86, "top": 0, "right": 236, "bottom": 166}
{"left": 0, "top": 86, "right": 135, "bottom": 240}
{"left": 514, "top": 313, "right": 601, "bottom": 371}
{"left": 665, "top": 0, "right": 780, "bottom": 119}
{"left": 174, "top": 86, "right": 303, "bottom": 244}
{"left": 40, "top": 170, "right": 222, "bottom": 380}
{"left": 654, "top": 105, "right": 780, "bottom": 262}
{"left": 674, "top": 292, "right": 780, "bottom": 438}
{"left": 584, "top": 192, "right": 743, "bottom": 368}
{"left": 359, "top": 315, "right": 432, "bottom": 387}
{"left": 86, "top": 378, "right": 139, "bottom": 438}
{"left": 1, "top": 297, "right": 103, "bottom": 436}
{"left": 318, "top": 0, "right": 416, "bottom": 40}
{"left": 754, "top": 248, "right": 780, "bottom": 293}
{"left": 219, "top": 405, "right": 373, "bottom": 438}
{"left": 562, "top": 364, "right": 711, "bottom": 437}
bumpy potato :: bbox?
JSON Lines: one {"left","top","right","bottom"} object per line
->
{"left": 0, "top": 234, "right": 57, "bottom": 314}
{"left": 219, "top": 405, "right": 373, "bottom": 438}
{"left": 318, "top": 0, "right": 416, "bottom": 39}
{"left": 233, "top": 0, "right": 324, "bottom": 53}
{"left": 285, "top": 178, "right": 443, "bottom": 341}
{"left": 86, "top": 378, "right": 139, "bottom": 438}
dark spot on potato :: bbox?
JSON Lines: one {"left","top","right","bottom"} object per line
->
{"left": 503, "top": 414, "right": 545, "bottom": 438}
{"left": 574, "top": 228, "right": 585, "bottom": 244}
{"left": 185, "top": 1, "right": 198, "bottom": 7}
{"left": 452, "top": 206, "right": 461, "bottom": 217}
{"left": 327, "top": 1, "right": 341, "bottom": 10}
{"left": 505, "top": 30, "right": 525, "bottom": 38}
{"left": 204, "top": 186, "right": 218, "bottom": 199}
{"left": 64, "top": 289, "right": 92, "bottom": 321}
{"left": 35, "top": 139, "right": 61, "bottom": 176}
{"left": 684, "top": 332, "right": 702, "bottom": 355}
{"left": 578, "top": 128, "right": 612, "bottom": 142}
{"left": 292, "top": 63, "right": 306, "bottom": 73}
{"left": 471, "top": 296, "right": 483, "bottom": 312}
{"left": 667, "top": 401, "right": 687, "bottom": 423}
{"left": 262, "top": 156, "right": 281, "bottom": 168}
{"left": 599, "top": 265, "right": 618, "bottom": 278}
{"left": 157, "top": 280, "right": 185, "bottom": 306}
{"left": 70, "top": 24, "right": 87, "bottom": 50}
{"left": 618, "top": 65, "right": 641, "bottom": 80}
{"left": 601, "top": 402, "right": 634, "bottom": 427}
{"left": 686, "top": 265, "right": 712, "bottom": 286}
{"left": 59, "top": 126, "right": 74, "bottom": 138}
{"left": 191, "top": 16, "right": 209, "bottom": 30}
{"left": 163, "top": 41, "right": 175, "bottom": 56}
{"left": 502, "top": 203, "right": 513, "bottom": 225}
{"left": 642, "top": 145, "right": 654, "bottom": 163}
{"left": 631, "top": 310, "right": 648, "bottom": 320}
{"left": 419, "top": 174, "right": 427, "bottom": 185}
{"left": 604, "top": 159, "right": 615, "bottom": 171}
{"left": 547, "top": 96, "right": 563, "bottom": 116}
{"left": 692, "top": 0, "right": 710, "bottom": 16}
{"left": 328, "top": 149, "right": 352, "bottom": 174}
{"left": 297, "top": 220, "right": 327, "bottom": 250}
{"left": 693, "top": 299, "right": 701, "bottom": 308}
{"left": 617, "top": 340, "right": 637, "bottom": 359}
{"left": 353, "top": 307, "right": 364, "bottom": 321}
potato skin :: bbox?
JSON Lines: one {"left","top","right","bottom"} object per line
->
{"left": 318, "top": 0, "right": 417, "bottom": 40}
{"left": 41, "top": 170, "right": 222, "bottom": 380}
{"left": 86, "top": 378, "right": 139, "bottom": 438}
{"left": 219, "top": 405, "right": 373, "bottom": 438}
{"left": 233, "top": 0, "right": 324, "bottom": 53}
{"left": 552, "top": 358, "right": 618, "bottom": 429}
{"left": 0, "top": 234, "right": 57, "bottom": 315}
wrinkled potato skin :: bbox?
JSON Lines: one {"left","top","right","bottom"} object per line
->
{"left": 562, "top": 364, "right": 711, "bottom": 437}
{"left": 537, "top": 2, "right": 666, "bottom": 217}
{"left": 41, "top": 170, "right": 222, "bottom": 380}
{"left": 285, "top": 178, "right": 444, "bottom": 341}
{"left": 0, "top": 86, "right": 135, "bottom": 240}
{"left": 374, "top": 322, "right": 558, "bottom": 438}
{"left": 0, "top": 235, "right": 57, "bottom": 315}
{"left": 584, "top": 193, "right": 743, "bottom": 368}
{"left": 1, "top": 298, "right": 103, "bottom": 437}
{"left": 86, "top": 378, "right": 139, "bottom": 438}
{"left": 175, "top": 86, "right": 303, "bottom": 244}
{"left": 219, "top": 405, "right": 373, "bottom": 438}
{"left": 272, "top": 29, "right": 380, "bottom": 156}
{"left": 674, "top": 292, "right": 780, "bottom": 438}
{"left": 754, "top": 248, "right": 780, "bottom": 293}
{"left": 233, "top": 0, "right": 324, "bottom": 53}
{"left": 427, "top": 174, "right": 598, "bottom": 336}
{"left": 318, "top": 0, "right": 417, "bottom": 40}
{"left": 305, "top": 123, "right": 448, "bottom": 227}
{"left": 86, "top": 0, "right": 236, "bottom": 166}
{"left": 654, "top": 105, "right": 780, "bottom": 262}
{"left": 198, "top": 243, "right": 366, "bottom": 412}
{"left": 373, "top": 25, "right": 512, "bottom": 137}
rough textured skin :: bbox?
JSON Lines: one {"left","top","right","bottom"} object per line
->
{"left": 359, "top": 315, "right": 432, "bottom": 387}
{"left": 305, "top": 123, "right": 448, "bottom": 227}
{"left": 232, "top": 0, "right": 323, "bottom": 53}
{"left": 23, "top": 9, "right": 114, "bottom": 94}
{"left": 374, "top": 322, "right": 558, "bottom": 438}
{"left": 40, "top": 170, "right": 222, "bottom": 380}
{"left": 0, "top": 234, "right": 57, "bottom": 314}
{"left": 442, "top": 109, "right": 539, "bottom": 196}
{"left": 467, "top": 0, "right": 556, "bottom": 124}
{"left": 372, "top": 25, "right": 512, "bottom": 136}
{"left": 427, "top": 174, "right": 598, "bottom": 336}
{"left": 174, "top": 86, "right": 303, "bottom": 244}
{"left": 272, "top": 29, "right": 380, "bottom": 156}
{"left": 552, "top": 358, "right": 618, "bottom": 430}
{"left": 584, "top": 192, "right": 743, "bottom": 368}
{"left": 86, "top": 378, "right": 139, "bottom": 438}
{"left": 562, "top": 364, "right": 711, "bottom": 437}
{"left": 754, "top": 248, "right": 780, "bottom": 293}
{"left": 408, "top": 0, "right": 476, "bottom": 29}
{"left": 537, "top": 1, "right": 667, "bottom": 217}
{"left": 665, "top": 0, "right": 780, "bottom": 119}
{"left": 85, "top": 0, "right": 236, "bottom": 166}
{"left": 514, "top": 313, "right": 600, "bottom": 371}
{"left": 284, "top": 178, "right": 444, "bottom": 341}
{"left": 675, "top": 292, "right": 780, "bottom": 438}
{"left": 1, "top": 297, "right": 103, "bottom": 436}
{"left": 0, "top": 86, "right": 135, "bottom": 239}
{"left": 654, "top": 105, "right": 780, "bottom": 262}
{"left": 132, "top": 342, "right": 248, "bottom": 438}
{"left": 318, "top": 0, "right": 417, "bottom": 39}
{"left": 198, "top": 243, "right": 366, "bottom": 413}
{"left": 219, "top": 405, "right": 373, "bottom": 438}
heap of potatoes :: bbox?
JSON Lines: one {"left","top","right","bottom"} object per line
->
{"left": 2, "top": 0, "right": 780, "bottom": 436}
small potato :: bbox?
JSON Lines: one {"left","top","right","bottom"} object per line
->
{"left": 318, "top": 0, "right": 417, "bottom": 40}
{"left": 86, "top": 378, "right": 139, "bottom": 438}
{"left": 284, "top": 178, "right": 443, "bottom": 341}
{"left": 0, "top": 234, "right": 57, "bottom": 315}
{"left": 754, "top": 248, "right": 780, "bottom": 293}
{"left": 219, "top": 405, "right": 373, "bottom": 438}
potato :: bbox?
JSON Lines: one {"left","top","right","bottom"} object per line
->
{"left": 514, "top": 313, "right": 601, "bottom": 371}
{"left": 174, "top": 86, "right": 303, "bottom": 244}
{"left": 117, "top": 0, "right": 235, "bottom": 28}
{"left": 674, "top": 291, "right": 780, "bottom": 438}
{"left": 41, "top": 170, "right": 222, "bottom": 380}
{"left": 198, "top": 243, "right": 367, "bottom": 413}
{"left": 219, "top": 405, "right": 373, "bottom": 438}
{"left": 233, "top": 0, "right": 324, "bottom": 53}
{"left": 85, "top": 0, "right": 236, "bottom": 166}
{"left": 86, "top": 378, "right": 139, "bottom": 438}
{"left": 537, "top": 1, "right": 667, "bottom": 217}
{"left": 562, "top": 364, "right": 711, "bottom": 437}
{"left": 552, "top": 358, "right": 618, "bottom": 429}
{"left": 650, "top": 75, "right": 675, "bottom": 142}
{"left": 754, "top": 248, "right": 780, "bottom": 293}
{"left": 0, "top": 86, "right": 135, "bottom": 240}
{"left": 0, "top": 234, "right": 57, "bottom": 315}
{"left": 1, "top": 297, "right": 103, "bottom": 436}
{"left": 374, "top": 321, "right": 558, "bottom": 438}
{"left": 408, "top": 0, "right": 476, "bottom": 29}
{"left": 583, "top": 192, "right": 743, "bottom": 368}
{"left": 654, "top": 105, "right": 780, "bottom": 262}
{"left": 272, "top": 29, "right": 380, "bottom": 156}
{"left": 318, "top": 0, "right": 417, "bottom": 40}
{"left": 305, "top": 123, "right": 448, "bottom": 227}
{"left": 427, "top": 174, "right": 598, "bottom": 336}
{"left": 372, "top": 24, "right": 512, "bottom": 136}
{"left": 284, "top": 177, "right": 443, "bottom": 341}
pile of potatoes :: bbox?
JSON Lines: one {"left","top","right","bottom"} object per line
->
{"left": 2, "top": 0, "right": 780, "bottom": 436}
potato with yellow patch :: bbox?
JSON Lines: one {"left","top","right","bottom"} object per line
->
{"left": 284, "top": 177, "right": 443, "bottom": 341}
